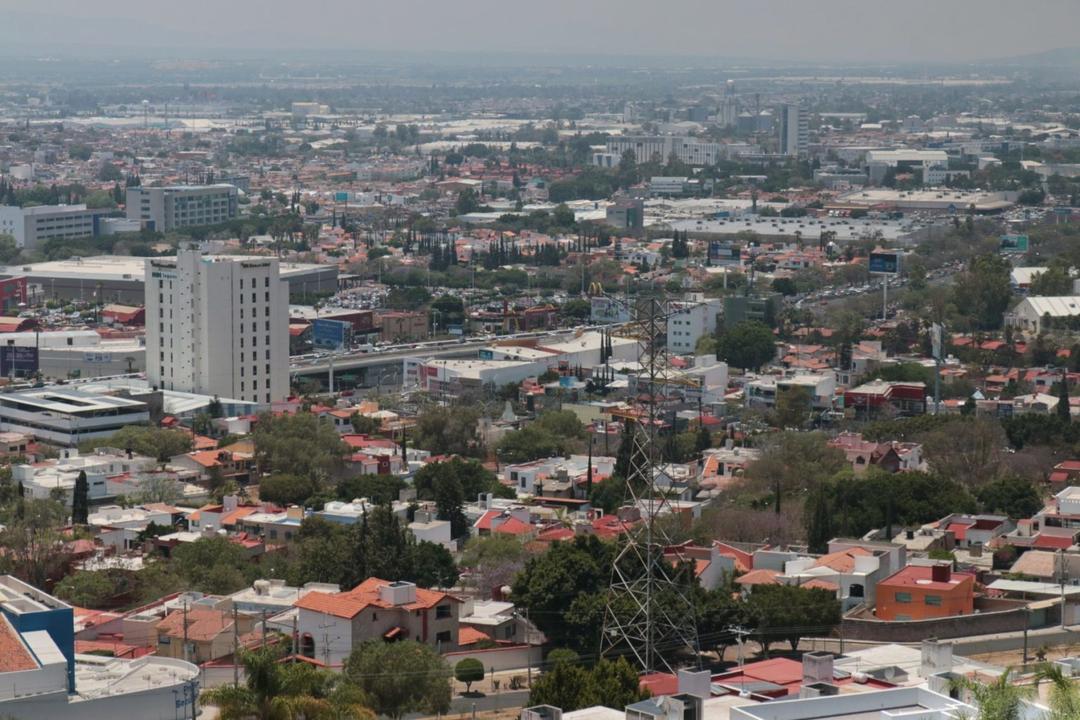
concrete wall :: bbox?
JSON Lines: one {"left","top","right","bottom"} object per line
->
{"left": 443, "top": 644, "right": 543, "bottom": 673}
{"left": 843, "top": 599, "right": 1056, "bottom": 642}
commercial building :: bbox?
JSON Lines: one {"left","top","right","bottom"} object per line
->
{"left": 875, "top": 564, "right": 975, "bottom": 621}
{"left": 376, "top": 310, "right": 428, "bottom": 342}
{"left": 125, "top": 184, "right": 238, "bottom": 232}
{"left": 667, "top": 299, "right": 721, "bottom": 355}
{"left": 0, "top": 389, "right": 149, "bottom": 446}
{"left": 1006, "top": 295, "right": 1080, "bottom": 335}
{"left": 0, "top": 204, "right": 107, "bottom": 250}
{"left": 600, "top": 136, "right": 727, "bottom": 167}
{"left": 723, "top": 293, "right": 782, "bottom": 327}
{"left": 295, "top": 578, "right": 462, "bottom": 665}
{"left": 778, "top": 104, "right": 808, "bottom": 157}
{"left": 606, "top": 198, "right": 644, "bottom": 231}
{"left": 0, "top": 576, "right": 200, "bottom": 720}
{"left": 4, "top": 254, "right": 337, "bottom": 304}
{"left": 834, "top": 188, "right": 1015, "bottom": 213}
{"left": 146, "top": 250, "right": 289, "bottom": 405}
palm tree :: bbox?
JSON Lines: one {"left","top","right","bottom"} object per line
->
{"left": 950, "top": 670, "right": 1033, "bottom": 720}
{"left": 1035, "top": 663, "right": 1080, "bottom": 720}
{"left": 203, "top": 647, "right": 373, "bottom": 720}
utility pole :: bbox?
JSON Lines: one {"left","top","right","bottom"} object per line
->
{"left": 262, "top": 610, "right": 268, "bottom": 648}
{"left": 182, "top": 599, "right": 190, "bottom": 665}
{"left": 233, "top": 604, "right": 239, "bottom": 687}
{"left": 1061, "top": 549, "right": 1068, "bottom": 630}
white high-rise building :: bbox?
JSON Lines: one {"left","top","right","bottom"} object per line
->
{"left": 779, "top": 103, "right": 809, "bottom": 157}
{"left": 146, "top": 250, "right": 288, "bottom": 404}
{"left": 667, "top": 299, "right": 722, "bottom": 355}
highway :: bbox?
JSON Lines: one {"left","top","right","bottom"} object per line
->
{"left": 288, "top": 324, "right": 627, "bottom": 377}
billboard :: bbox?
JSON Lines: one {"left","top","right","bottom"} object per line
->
{"left": 708, "top": 241, "right": 742, "bottom": 266}
{"left": 590, "top": 297, "right": 631, "bottom": 323}
{"left": 0, "top": 346, "right": 37, "bottom": 377}
{"left": 868, "top": 251, "right": 901, "bottom": 274}
{"left": 312, "top": 319, "right": 351, "bottom": 349}
{"left": 1000, "top": 234, "right": 1029, "bottom": 254}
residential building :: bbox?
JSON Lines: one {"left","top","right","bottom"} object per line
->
{"left": 0, "top": 204, "right": 106, "bottom": 250}
{"left": 295, "top": 579, "right": 462, "bottom": 665}
{"left": 0, "top": 389, "right": 149, "bottom": 446}
{"left": 745, "top": 373, "right": 836, "bottom": 411}
{"left": 126, "top": 184, "right": 238, "bottom": 232}
{"left": 875, "top": 564, "right": 975, "bottom": 621}
{"left": 667, "top": 299, "right": 721, "bottom": 355}
{"left": 146, "top": 250, "right": 289, "bottom": 404}
{"left": 778, "top": 104, "right": 809, "bottom": 157}
{"left": 156, "top": 605, "right": 258, "bottom": 664}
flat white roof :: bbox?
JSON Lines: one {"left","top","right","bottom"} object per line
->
{"left": 0, "top": 389, "right": 147, "bottom": 414}
{"left": 5, "top": 254, "right": 328, "bottom": 281}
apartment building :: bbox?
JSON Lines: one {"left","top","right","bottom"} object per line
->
{"left": 146, "top": 250, "right": 289, "bottom": 404}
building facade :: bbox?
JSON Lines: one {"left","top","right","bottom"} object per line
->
{"left": 778, "top": 104, "right": 809, "bottom": 157}
{"left": 146, "top": 250, "right": 289, "bottom": 404}
{"left": 667, "top": 300, "right": 721, "bottom": 355}
{"left": 0, "top": 204, "right": 105, "bottom": 249}
{"left": 126, "top": 184, "right": 238, "bottom": 232}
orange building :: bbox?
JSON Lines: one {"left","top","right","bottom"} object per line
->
{"left": 875, "top": 564, "right": 974, "bottom": 621}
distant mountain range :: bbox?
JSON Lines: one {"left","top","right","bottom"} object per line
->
{"left": 988, "top": 46, "right": 1080, "bottom": 67}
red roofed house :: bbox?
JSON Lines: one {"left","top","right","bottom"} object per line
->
{"left": 156, "top": 606, "right": 258, "bottom": 663}
{"left": 875, "top": 564, "right": 974, "bottom": 621}
{"left": 295, "top": 579, "right": 462, "bottom": 665}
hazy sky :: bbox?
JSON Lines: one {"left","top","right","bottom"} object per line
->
{"left": 2, "top": 0, "right": 1077, "bottom": 63}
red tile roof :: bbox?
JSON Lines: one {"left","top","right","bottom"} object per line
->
{"left": 295, "top": 577, "right": 460, "bottom": 620}
{"left": 0, "top": 615, "right": 37, "bottom": 672}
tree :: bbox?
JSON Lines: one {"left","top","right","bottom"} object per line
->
{"left": 950, "top": 254, "right": 1012, "bottom": 331}
{"left": 511, "top": 535, "right": 612, "bottom": 653}
{"left": 744, "top": 585, "right": 840, "bottom": 654}
{"left": 253, "top": 411, "right": 348, "bottom": 482}
{"left": 54, "top": 570, "right": 115, "bottom": 608}
{"left": 773, "top": 386, "right": 811, "bottom": 429}
{"left": 169, "top": 536, "right": 258, "bottom": 595}
{"left": 337, "top": 474, "right": 406, "bottom": 505}
{"left": 919, "top": 417, "right": 1008, "bottom": 489}
{"left": 805, "top": 488, "right": 833, "bottom": 554}
{"left": 408, "top": 540, "right": 460, "bottom": 589}
{"left": 72, "top": 470, "right": 89, "bottom": 524}
{"left": 529, "top": 656, "right": 648, "bottom": 712}
{"left": 414, "top": 405, "right": 481, "bottom": 456}
{"left": 948, "top": 670, "right": 1031, "bottom": 720}
{"left": 715, "top": 321, "right": 776, "bottom": 370}
{"left": 1059, "top": 376, "right": 1072, "bottom": 422}
{"left": 88, "top": 426, "right": 193, "bottom": 462}
{"left": 589, "top": 657, "right": 651, "bottom": 710}
{"left": 454, "top": 658, "right": 485, "bottom": 694}
{"left": 1030, "top": 263, "right": 1074, "bottom": 297}
{"left": 204, "top": 646, "right": 372, "bottom": 720}
{"left": 976, "top": 474, "right": 1043, "bottom": 519}
{"left": 528, "top": 659, "right": 595, "bottom": 711}
{"left": 350, "top": 413, "right": 382, "bottom": 435}
{"left": 1035, "top": 662, "right": 1080, "bottom": 720}
{"left": 460, "top": 534, "right": 529, "bottom": 598}
{"left": 343, "top": 640, "right": 451, "bottom": 720}
{"left": 258, "top": 473, "right": 318, "bottom": 507}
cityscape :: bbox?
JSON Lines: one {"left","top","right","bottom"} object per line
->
{"left": 3, "top": 2, "right": 1080, "bottom": 719}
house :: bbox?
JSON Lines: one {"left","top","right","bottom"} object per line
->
{"left": 155, "top": 606, "right": 258, "bottom": 664}
{"left": 1006, "top": 296, "right": 1080, "bottom": 335}
{"left": 933, "top": 514, "right": 1013, "bottom": 549}
{"left": 875, "top": 564, "right": 975, "bottom": 621}
{"left": 295, "top": 579, "right": 462, "bottom": 665}
{"left": 844, "top": 380, "right": 926, "bottom": 417}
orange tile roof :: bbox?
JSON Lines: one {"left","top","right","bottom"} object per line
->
{"left": 736, "top": 568, "right": 781, "bottom": 586}
{"left": 295, "top": 577, "right": 460, "bottom": 620}
{"left": 157, "top": 607, "right": 233, "bottom": 642}
{"left": 458, "top": 627, "right": 491, "bottom": 646}
{"left": 813, "top": 547, "right": 871, "bottom": 573}
{"left": 0, "top": 615, "right": 37, "bottom": 672}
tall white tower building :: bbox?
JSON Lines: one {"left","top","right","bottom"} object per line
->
{"left": 146, "top": 250, "right": 289, "bottom": 404}
{"left": 779, "top": 103, "right": 809, "bottom": 157}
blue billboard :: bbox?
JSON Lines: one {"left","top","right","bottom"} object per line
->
{"left": 0, "top": 346, "right": 38, "bottom": 377}
{"left": 312, "top": 319, "right": 350, "bottom": 349}
{"left": 868, "top": 252, "right": 901, "bottom": 274}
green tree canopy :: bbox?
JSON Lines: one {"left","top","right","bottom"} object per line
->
{"left": 715, "top": 321, "right": 777, "bottom": 371}
{"left": 343, "top": 640, "right": 452, "bottom": 720}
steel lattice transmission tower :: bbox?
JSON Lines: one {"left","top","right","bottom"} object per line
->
{"left": 599, "top": 294, "right": 700, "bottom": 674}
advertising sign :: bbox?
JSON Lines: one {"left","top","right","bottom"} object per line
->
{"left": 1000, "top": 234, "right": 1029, "bottom": 254}
{"left": 312, "top": 319, "right": 351, "bottom": 349}
{"left": 868, "top": 251, "right": 901, "bottom": 274}
{"left": 0, "top": 346, "right": 37, "bottom": 377}
{"left": 708, "top": 241, "right": 742, "bottom": 266}
{"left": 590, "top": 297, "right": 631, "bottom": 323}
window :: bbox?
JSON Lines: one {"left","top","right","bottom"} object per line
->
{"left": 925, "top": 595, "right": 943, "bottom": 606}
{"left": 435, "top": 630, "right": 451, "bottom": 646}
{"left": 265, "top": 277, "right": 270, "bottom": 287}
{"left": 372, "top": 613, "right": 378, "bottom": 621}
{"left": 895, "top": 592, "right": 912, "bottom": 603}
{"left": 435, "top": 604, "right": 452, "bottom": 619}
